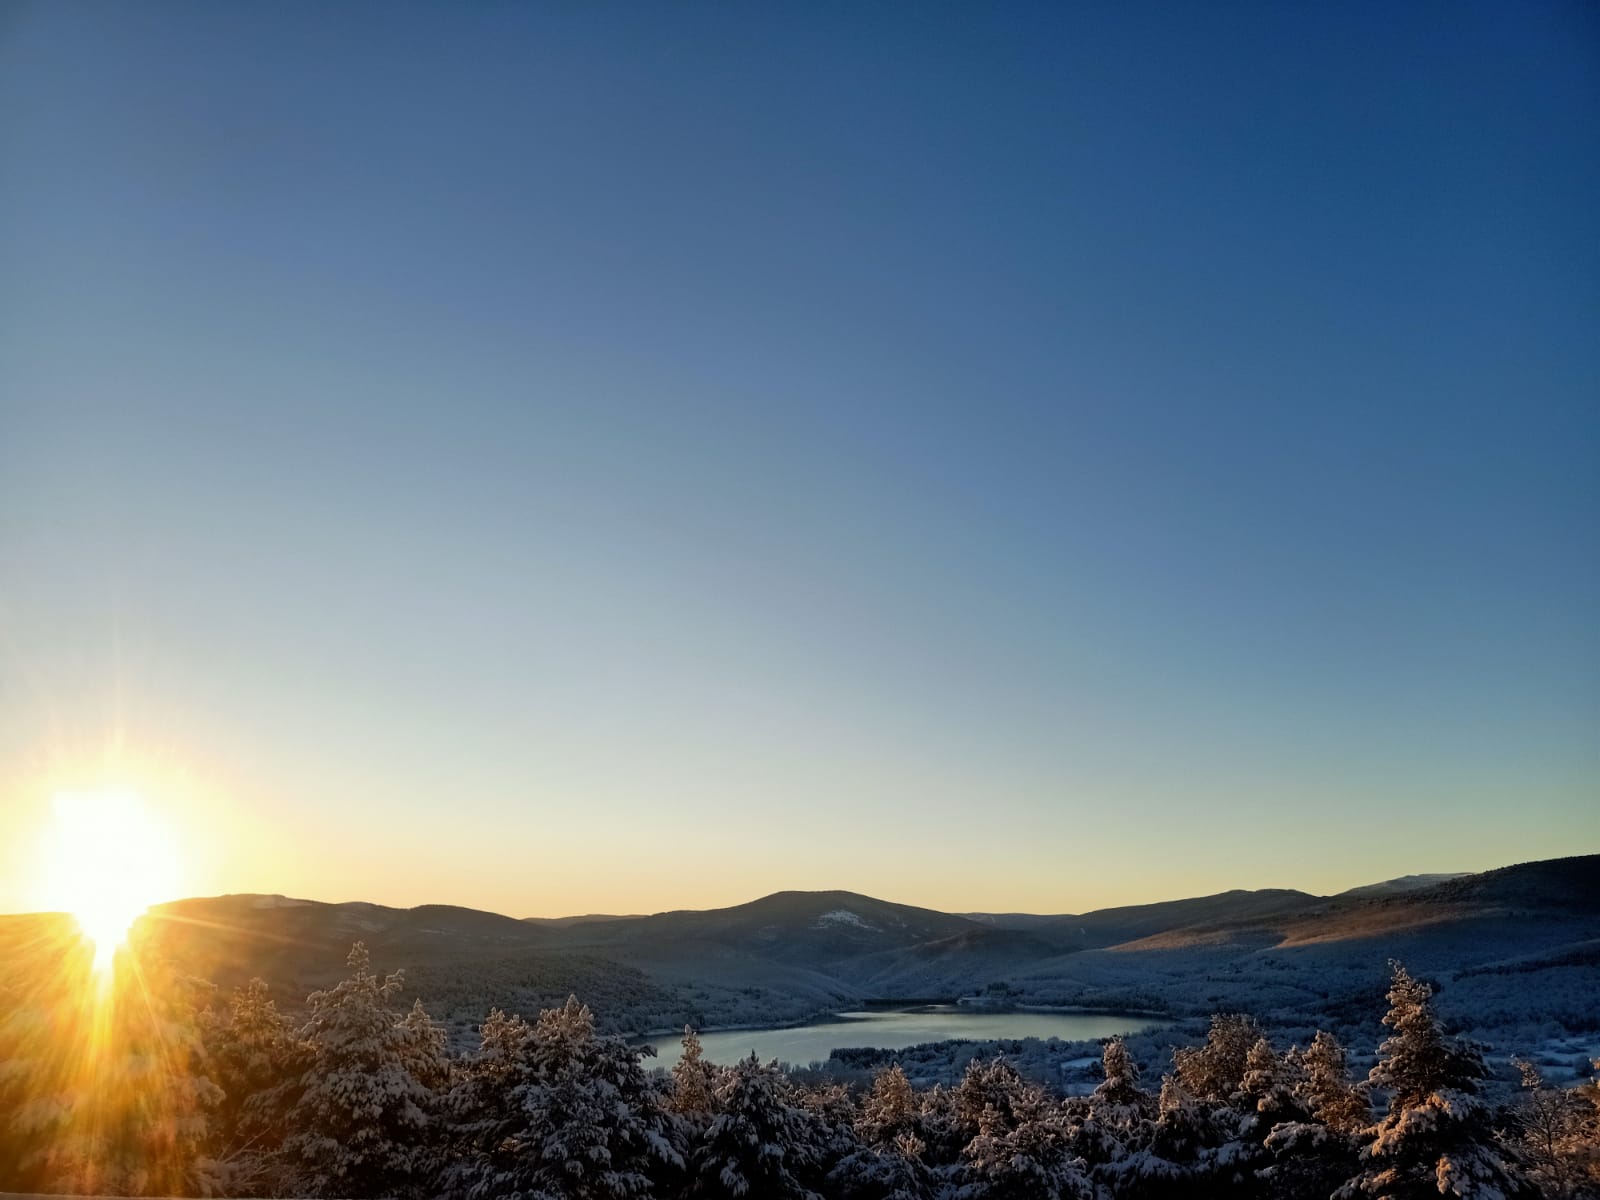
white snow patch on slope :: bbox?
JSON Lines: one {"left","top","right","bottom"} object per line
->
{"left": 815, "top": 910, "right": 875, "bottom": 931}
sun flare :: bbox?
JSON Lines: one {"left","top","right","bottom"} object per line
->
{"left": 37, "top": 790, "right": 182, "bottom": 972}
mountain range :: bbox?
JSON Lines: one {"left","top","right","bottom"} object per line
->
{"left": 4, "top": 854, "right": 1594, "bottom": 1041}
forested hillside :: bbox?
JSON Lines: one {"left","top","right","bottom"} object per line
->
{"left": 2, "top": 929, "right": 1597, "bottom": 1199}
{"left": 2, "top": 856, "right": 1596, "bottom": 1198}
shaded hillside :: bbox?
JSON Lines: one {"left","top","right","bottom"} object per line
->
{"left": 844, "top": 927, "right": 1079, "bottom": 996}
{"left": 965, "top": 888, "right": 1322, "bottom": 952}
{"left": 4, "top": 855, "right": 1594, "bottom": 1042}
{"left": 1338, "top": 872, "right": 1467, "bottom": 898}
{"left": 1091, "top": 857, "right": 1599, "bottom": 952}
{"left": 1409, "top": 854, "right": 1600, "bottom": 913}
{"left": 1064, "top": 888, "right": 1321, "bottom": 948}
{"left": 137, "top": 893, "right": 553, "bottom": 999}
{"left": 1270, "top": 855, "right": 1600, "bottom": 948}
{"left": 561, "top": 890, "right": 982, "bottom": 967}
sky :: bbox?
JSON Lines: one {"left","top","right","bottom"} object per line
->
{"left": 1, "top": 2, "right": 1596, "bottom": 919}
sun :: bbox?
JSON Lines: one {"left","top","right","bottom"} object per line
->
{"left": 36, "top": 790, "right": 182, "bottom": 972}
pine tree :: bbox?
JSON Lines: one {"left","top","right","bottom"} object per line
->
{"left": 1345, "top": 960, "right": 1535, "bottom": 1199}
{"left": 671, "top": 1025, "right": 718, "bottom": 1116}
{"left": 1298, "top": 1030, "right": 1369, "bottom": 1134}
{"left": 1074, "top": 1036, "right": 1156, "bottom": 1178}
{"left": 204, "top": 977, "right": 310, "bottom": 1196}
{"left": 797, "top": 1079, "right": 865, "bottom": 1179}
{"left": 1257, "top": 1030, "right": 1366, "bottom": 1200}
{"left": 954, "top": 1057, "right": 1033, "bottom": 1138}
{"left": 0, "top": 961, "right": 77, "bottom": 1192}
{"left": 1239, "top": 1035, "right": 1305, "bottom": 1123}
{"left": 960, "top": 1083, "right": 1091, "bottom": 1200}
{"left": 445, "top": 994, "right": 681, "bottom": 1200}
{"left": 471, "top": 1006, "right": 533, "bottom": 1084}
{"left": 398, "top": 997, "right": 451, "bottom": 1092}
{"left": 826, "top": 1130, "right": 939, "bottom": 1200}
{"left": 1173, "top": 1012, "right": 1260, "bottom": 1104}
{"left": 1104, "top": 1072, "right": 1233, "bottom": 1197}
{"left": 285, "top": 942, "right": 436, "bottom": 1198}
{"left": 1239, "top": 1038, "right": 1280, "bottom": 1105}
{"left": 857, "top": 1063, "right": 919, "bottom": 1146}
{"left": 1569, "top": 1060, "right": 1600, "bottom": 1193}
{"left": 1094, "top": 1036, "right": 1151, "bottom": 1115}
{"left": 1509, "top": 1058, "right": 1591, "bottom": 1199}
{"left": 13, "top": 937, "right": 225, "bottom": 1197}
{"left": 913, "top": 1082, "right": 967, "bottom": 1164}
{"left": 443, "top": 1006, "right": 533, "bottom": 1190}
{"left": 687, "top": 1052, "right": 826, "bottom": 1199}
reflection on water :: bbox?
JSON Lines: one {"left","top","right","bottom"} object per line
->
{"left": 645, "top": 1006, "right": 1160, "bottom": 1069}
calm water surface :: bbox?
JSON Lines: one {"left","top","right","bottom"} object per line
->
{"left": 644, "top": 1007, "right": 1159, "bottom": 1069}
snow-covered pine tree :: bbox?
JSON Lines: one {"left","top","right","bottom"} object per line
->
{"left": 1173, "top": 1012, "right": 1260, "bottom": 1104}
{"left": 21, "top": 943, "right": 224, "bottom": 1197}
{"left": 1258, "top": 1030, "right": 1366, "bottom": 1199}
{"left": 398, "top": 996, "right": 451, "bottom": 1091}
{"left": 953, "top": 1057, "right": 1033, "bottom": 1138}
{"left": 445, "top": 994, "right": 680, "bottom": 1200}
{"left": 1345, "top": 960, "right": 1536, "bottom": 1199}
{"left": 857, "top": 1063, "right": 919, "bottom": 1146}
{"left": 398, "top": 996, "right": 452, "bottom": 1188}
{"left": 1569, "top": 1060, "right": 1600, "bottom": 1194}
{"left": 1094, "top": 1036, "right": 1152, "bottom": 1116}
{"left": 959, "top": 1083, "right": 1091, "bottom": 1200}
{"left": 824, "top": 1134, "right": 939, "bottom": 1200}
{"left": 443, "top": 1006, "right": 534, "bottom": 1193}
{"left": 467, "top": 1006, "right": 532, "bottom": 1085}
{"left": 1239, "top": 1035, "right": 1306, "bottom": 1124}
{"left": 204, "top": 976, "right": 310, "bottom": 1196}
{"left": 797, "top": 1077, "right": 863, "bottom": 1168}
{"left": 828, "top": 1083, "right": 944, "bottom": 1200}
{"left": 1103, "top": 1066, "right": 1258, "bottom": 1198}
{"left": 1108, "top": 1017, "right": 1266, "bottom": 1195}
{"left": 0, "top": 966, "right": 73, "bottom": 1192}
{"left": 1096, "top": 1072, "right": 1212, "bottom": 1198}
{"left": 913, "top": 1081, "right": 968, "bottom": 1163}
{"left": 1073, "top": 1035, "right": 1156, "bottom": 1180}
{"left": 1298, "top": 1029, "right": 1369, "bottom": 1134}
{"left": 285, "top": 942, "right": 437, "bottom": 1198}
{"left": 671, "top": 1025, "right": 719, "bottom": 1116}
{"left": 687, "top": 1052, "right": 826, "bottom": 1200}
{"left": 1509, "top": 1058, "right": 1593, "bottom": 1199}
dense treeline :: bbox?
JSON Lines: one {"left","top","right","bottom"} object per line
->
{"left": 1, "top": 940, "right": 1596, "bottom": 1199}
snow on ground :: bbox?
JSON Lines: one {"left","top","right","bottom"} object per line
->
{"left": 815, "top": 910, "right": 875, "bottom": 930}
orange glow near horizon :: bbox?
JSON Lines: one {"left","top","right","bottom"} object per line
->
{"left": 34, "top": 789, "right": 182, "bottom": 974}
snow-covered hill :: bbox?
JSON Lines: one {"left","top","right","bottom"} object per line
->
{"left": 4, "top": 855, "right": 1593, "bottom": 1044}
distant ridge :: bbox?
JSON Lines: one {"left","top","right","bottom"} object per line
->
{"left": 5, "top": 853, "right": 1592, "bottom": 1038}
{"left": 523, "top": 913, "right": 644, "bottom": 927}
{"left": 1338, "top": 872, "right": 1468, "bottom": 898}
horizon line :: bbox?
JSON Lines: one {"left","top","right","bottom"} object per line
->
{"left": 9, "top": 851, "right": 1590, "bottom": 924}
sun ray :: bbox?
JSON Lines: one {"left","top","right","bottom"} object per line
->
{"left": 34, "top": 789, "right": 182, "bottom": 975}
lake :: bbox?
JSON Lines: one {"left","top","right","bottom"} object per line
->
{"left": 642, "top": 1006, "right": 1160, "bottom": 1069}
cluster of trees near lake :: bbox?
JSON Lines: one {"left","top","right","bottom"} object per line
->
{"left": 1, "top": 940, "right": 1597, "bottom": 1199}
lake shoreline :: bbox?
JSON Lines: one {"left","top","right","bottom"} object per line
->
{"left": 636, "top": 1004, "right": 1168, "bottom": 1068}
{"left": 631, "top": 999, "right": 1172, "bottom": 1045}
{"left": 631, "top": 1008, "right": 866, "bottom": 1045}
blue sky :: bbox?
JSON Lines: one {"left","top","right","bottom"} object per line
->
{"left": 1, "top": 2, "right": 1595, "bottom": 915}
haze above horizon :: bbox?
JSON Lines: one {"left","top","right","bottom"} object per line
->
{"left": 6, "top": 861, "right": 1487, "bottom": 924}
{"left": 2, "top": 2, "right": 1596, "bottom": 919}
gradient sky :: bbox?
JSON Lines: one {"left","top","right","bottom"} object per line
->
{"left": 2, "top": 2, "right": 1596, "bottom": 919}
